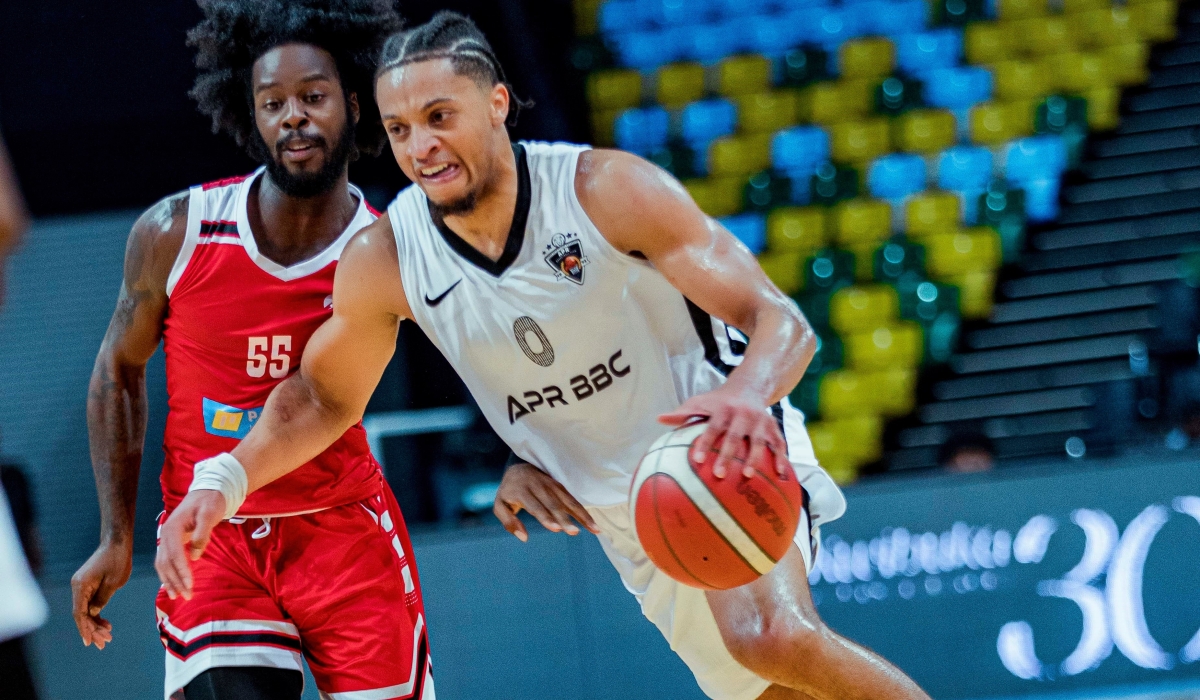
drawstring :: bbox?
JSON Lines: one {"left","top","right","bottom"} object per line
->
{"left": 251, "top": 518, "right": 272, "bottom": 539}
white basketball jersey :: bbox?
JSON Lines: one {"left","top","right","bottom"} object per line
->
{"left": 389, "top": 141, "right": 841, "bottom": 519}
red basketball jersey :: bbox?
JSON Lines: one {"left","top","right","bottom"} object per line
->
{"left": 161, "top": 168, "right": 383, "bottom": 515}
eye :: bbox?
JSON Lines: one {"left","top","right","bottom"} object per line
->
{"left": 262, "top": 100, "right": 281, "bottom": 111}
{"left": 305, "top": 92, "right": 324, "bottom": 104}
{"left": 430, "top": 110, "right": 448, "bottom": 124}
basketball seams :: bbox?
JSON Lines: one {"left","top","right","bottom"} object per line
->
{"left": 649, "top": 475, "right": 714, "bottom": 589}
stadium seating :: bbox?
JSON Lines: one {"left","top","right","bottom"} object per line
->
{"left": 574, "top": 0, "right": 1180, "bottom": 482}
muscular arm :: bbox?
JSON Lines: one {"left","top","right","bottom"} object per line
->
{"left": 576, "top": 150, "right": 816, "bottom": 474}
{"left": 231, "top": 215, "right": 410, "bottom": 492}
{"left": 72, "top": 192, "right": 186, "bottom": 646}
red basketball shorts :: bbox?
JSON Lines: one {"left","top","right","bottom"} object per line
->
{"left": 155, "top": 484, "right": 433, "bottom": 700}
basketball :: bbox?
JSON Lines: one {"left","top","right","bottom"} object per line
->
{"left": 629, "top": 421, "right": 802, "bottom": 590}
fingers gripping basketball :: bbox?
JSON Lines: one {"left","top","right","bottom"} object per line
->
{"left": 629, "top": 422, "right": 802, "bottom": 590}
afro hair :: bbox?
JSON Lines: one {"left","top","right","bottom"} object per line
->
{"left": 187, "top": 0, "right": 403, "bottom": 161}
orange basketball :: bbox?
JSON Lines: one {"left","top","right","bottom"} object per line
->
{"left": 629, "top": 421, "right": 802, "bottom": 590}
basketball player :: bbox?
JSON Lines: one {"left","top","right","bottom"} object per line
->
{"left": 160, "top": 12, "right": 930, "bottom": 700}
{"left": 71, "top": 3, "right": 436, "bottom": 699}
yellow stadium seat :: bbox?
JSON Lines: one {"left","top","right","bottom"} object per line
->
{"left": 707, "top": 135, "right": 772, "bottom": 177}
{"left": 716, "top": 54, "right": 773, "bottom": 97}
{"left": 1086, "top": 85, "right": 1122, "bottom": 130}
{"left": 866, "top": 368, "right": 918, "bottom": 416}
{"left": 797, "top": 81, "right": 872, "bottom": 124}
{"left": 844, "top": 322, "right": 924, "bottom": 371}
{"left": 1104, "top": 43, "right": 1151, "bottom": 85}
{"left": 1130, "top": 1, "right": 1178, "bottom": 42}
{"left": 1012, "top": 17, "right": 1079, "bottom": 56}
{"left": 684, "top": 177, "right": 747, "bottom": 218}
{"left": 1048, "top": 52, "right": 1110, "bottom": 93}
{"left": 906, "top": 192, "right": 961, "bottom": 237}
{"left": 591, "top": 109, "right": 621, "bottom": 147}
{"left": 949, "top": 270, "right": 998, "bottom": 319}
{"left": 847, "top": 243, "right": 883, "bottom": 281}
{"left": 995, "top": 0, "right": 1049, "bottom": 20}
{"left": 587, "top": 69, "right": 643, "bottom": 111}
{"left": 1077, "top": 8, "right": 1140, "bottom": 47}
{"left": 830, "top": 118, "right": 891, "bottom": 164}
{"left": 969, "top": 100, "right": 1034, "bottom": 145}
{"left": 574, "top": 0, "right": 602, "bottom": 35}
{"left": 807, "top": 419, "right": 863, "bottom": 483}
{"left": 925, "top": 228, "right": 1002, "bottom": 277}
{"left": 737, "top": 91, "right": 800, "bottom": 134}
{"left": 820, "top": 415, "right": 885, "bottom": 463}
{"left": 816, "top": 370, "right": 876, "bottom": 419}
{"left": 1063, "top": 0, "right": 1110, "bottom": 14}
{"left": 767, "top": 207, "right": 828, "bottom": 253}
{"left": 656, "top": 63, "right": 706, "bottom": 109}
{"left": 965, "top": 23, "right": 1019, "bottom": 64}
{"left": 830, "top": 284, "right": 900, "bottom": 335}
{"left": 892, "top": 109, "right": 957, "bottom": 154}
{"left": 992, "top": 60, "right": 1053, "bottom": 101}
{"left": 758, "top": 251, "right": 806, "bottom": 295}
{"left": 840, "top": 38, "right": 896, "bottom": 81}
{"left": 831, "top": 198, "right": 892, "bottom": 247}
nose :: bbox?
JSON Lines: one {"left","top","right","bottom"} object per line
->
{"left": 280, "top": 96, "right": 310, "bottom": 132}
{"left": 406, "top": 126, "right": 439, "bottom": 163}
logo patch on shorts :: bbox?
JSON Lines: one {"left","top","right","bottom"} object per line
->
{"left": 544, "top": 233, "right": 589, "bottom": 285}
{"left": 202, "top": 398, "right": 263, "bottom": 439}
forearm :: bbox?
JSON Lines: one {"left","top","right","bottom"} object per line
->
{"left": 231, "top": 371, "right": 360, "bottom": 493}
{"left": 725, "top": 299, "right": 816, "bottom": 406}
{"left": 86, "top": 352, "right": 147, "bottom": 546}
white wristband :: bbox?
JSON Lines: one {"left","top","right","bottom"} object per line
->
{"left": 190, "top": 453, "right": 249, "bottom": 520}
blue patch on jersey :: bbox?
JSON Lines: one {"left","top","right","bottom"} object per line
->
{"left": 202, "top": 398, "right": 263, "bottom": 440}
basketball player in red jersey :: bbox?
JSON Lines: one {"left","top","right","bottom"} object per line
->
{"left": 70, "top": 3, "right": 435, "bottom": 699}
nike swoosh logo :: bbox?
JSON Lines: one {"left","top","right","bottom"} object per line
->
{"left": 425, "top": 280, "right": 461, "bottom": 306}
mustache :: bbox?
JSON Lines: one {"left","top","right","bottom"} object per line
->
{"left": 274, "top": 131, "right": 328, "bottom": 158}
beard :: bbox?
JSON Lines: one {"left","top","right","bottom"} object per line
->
{"left": 427, "top": 188, "right": 479, "bottom": 219}
{"left": 254, "top": 115, "right": 355, "bottom": 199}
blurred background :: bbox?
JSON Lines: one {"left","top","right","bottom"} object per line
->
{"left": 2, "top": 0, "right": 1200, "bottom": 697}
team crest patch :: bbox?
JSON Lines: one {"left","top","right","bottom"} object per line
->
{"left": 544, "top": 233, "right": 589, "bottom": 285}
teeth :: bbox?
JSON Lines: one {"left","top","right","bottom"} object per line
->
{"left": 421, "top": 164, "right": 449, "bottom": 176}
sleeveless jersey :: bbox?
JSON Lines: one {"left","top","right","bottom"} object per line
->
{"left": 389, "top": 142, "right": 844, "bottom": 520}
{"left": 162, "top": 167, "right": 382, "bottom": 515}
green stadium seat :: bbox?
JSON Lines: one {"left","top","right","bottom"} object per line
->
{"left": 892, "top": 109, "right": 957, "bottom": 154}
{"left": 586, "top": 69, "right": 642, "bottom": 111}
{"left": 839, "top": 38, "right": 896, "bottom": 81}
{"left": 803, "top": 248, "right": 857, "bottom": 293}
{"left": 779, "top": 47, "right": 831, "bottom": 88}
{"left": 809, "top": 163, "right": 860, "bottom": 205}
{"left": 874, "top": 241, "right": 927, "bottom": 283}
{"left": 716, "top": 54, "right": 773, "bottom": 98}
{"left": 875, "top": 77, "right": 925, "bottom": 116}
{"left": 656, "top": 62, "right": 706, "bottom": 109}
{"left": 830, "top": 284, "right": 900, "bottom": 335}
{"left": 744, "top": 171, "right": 794, "bottom": 211}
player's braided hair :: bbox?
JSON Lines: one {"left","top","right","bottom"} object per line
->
{"left": 188, "top": 0, "right": 404, "bottom": 161}
{"left": 376, "top": 11, "right": 533, "bottom": 127}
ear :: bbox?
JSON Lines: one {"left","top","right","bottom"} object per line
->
{"left": 489, "top": 83, "right": 510, "bottom": 128}
{"left": 348, "top": 91, "right": 361, "bottom": 126}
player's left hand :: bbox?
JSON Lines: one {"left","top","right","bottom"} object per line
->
{"left": 658, "top": 387, "right": 790, "bottom": 480}
{"left": 154, "top": 490, "right": 226, "bottom": 601}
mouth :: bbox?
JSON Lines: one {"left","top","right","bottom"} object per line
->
{"left": 417, "top": 162, "right": 460, "bottom": 184}
{"left": 278, "top": 138, "right": 323, "bottom": 164}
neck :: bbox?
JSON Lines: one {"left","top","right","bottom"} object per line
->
{"left": 441, "top": 139, "right": 518, "bottom": 262}
{"left": 248, "top": 168, "right": 357, "bottom": 267}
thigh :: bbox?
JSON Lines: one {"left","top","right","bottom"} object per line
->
{"left": 275, "top": 488, "right": 433, "bottom": 699}
{"left": 183, "top": 667, "right": 302, "bottom": 700}
{"left": 156, "top": 517, "right": 302, "bottom": 699}
{"left": 706, "top": 542, "right": 820, "bottom": 651}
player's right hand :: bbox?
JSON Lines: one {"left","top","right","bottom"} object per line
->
{"left": 71, "top": 541, "right": 132, "bottom": 649}
{"left": 494, "top": 462, "right": 599, "bottom": 541}
{"left": 154, "top": 490, "right": 226, "bottom": 601}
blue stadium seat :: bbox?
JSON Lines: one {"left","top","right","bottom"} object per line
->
{"left": 720, "top": 213, "right": 768, "bottom": 254}
{"left": 868, "top": 153, "right": 927, "bottom": 199}
{"left": 679, "top": 21, "right": 747, "bottom": 63}
{"left": 777, "top": 0, "right": 832, "bottom": 8}
{"left": 608, "top": 30, "right": 679, "bottom": 70}
{"left": 639, "top": 0, "right": 716, "bottom": 26}
{"left": 614, "top": 107, "right": 670, "bottom": 155}
{"left": 794, "top": 7, "right": 865, "bottom": 50}
{"left": 937, "top": 146, "right": 994, "bottom": 192}
{"left": 772, "top": 126, "right": 831, "bottom": 179}
{"left": 896, "top": 28, "right": 963, "bottom": 75}
{"left": 600, "top": 0, "right": 646, "bottom": 36}
{"left": 859, "top": 0, "right": 928, "bottom": 36}
{"left": 1022, "top": 178, "right": 1061, "bottom": 223}
{"left": 713, "top": 0, "right": 775, "bottom": 16}
{"left": 681, "top": 99, "right": 738, "bottom": 149}
{"left": 1003, "top": 135, "right": 1068, "bottom": 184}
{"left": 921, "top": 66, "right": 992, "bottom": 109}
{"left": 742, "top": 14, "right": 799, "bottom": 55}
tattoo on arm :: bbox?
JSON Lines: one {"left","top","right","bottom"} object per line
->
{"left": 86, "top": 193, "right": 186, "bottom": 545}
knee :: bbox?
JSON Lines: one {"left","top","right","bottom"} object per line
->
{"left": 723, "top": 611, "right": 831, "bottom": 683}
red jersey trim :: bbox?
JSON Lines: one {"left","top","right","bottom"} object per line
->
{"left": 202, "top": 173, "right": 254, "bottom": 191}
{"left": 364, "top": 200, "right": 382, "bottom": 217}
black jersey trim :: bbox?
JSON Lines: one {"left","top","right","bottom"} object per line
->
{"left": 685, "top": 298, "right": 737, "bottom": 376}
{"left": 428, "top": 143, "right": 530, "bottom": 277}
{"left": 159, "top": 629, "right": 302, "bottom": 661}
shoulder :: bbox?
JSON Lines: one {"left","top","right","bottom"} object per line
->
{"left": 343, "top": 212, "right": 397, "bottom": 265}
{"left": 574, "top": 149, "right": 689, "bottom": 213}
{"left": 125, "top": 190, "right": 190, "bottom": 286}
{"left": 337, "top": 213, "right": 411, "bottom": 319}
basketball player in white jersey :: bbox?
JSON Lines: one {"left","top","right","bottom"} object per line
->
{"left": 159, "top": 12, "right": 931, "bottom": 700}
